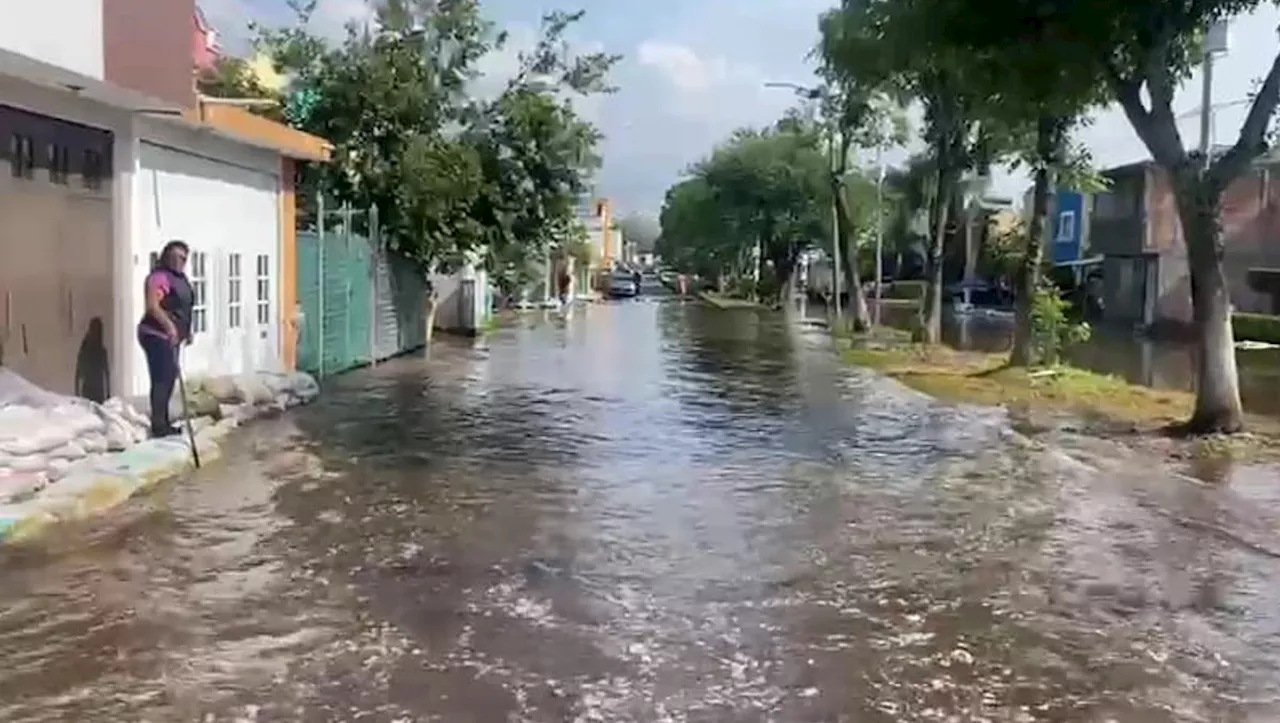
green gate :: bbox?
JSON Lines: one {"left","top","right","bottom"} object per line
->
{"left": 296, "top": 202, "right": 376, "bottom": 378}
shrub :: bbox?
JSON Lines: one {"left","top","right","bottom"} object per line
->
{"left": 1232, "top": 312, "right": 1280, "bottom": 344}
{"left": 1029, "top": 282, "right": 1091, "bottom": 366}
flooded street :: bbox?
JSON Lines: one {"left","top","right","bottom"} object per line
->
{"left": 3, "top": 300, "right": 1280, "bottom": 721}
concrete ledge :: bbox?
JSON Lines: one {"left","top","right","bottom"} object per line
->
{"left": 698, "top": 292, "right": 766, "bottom": 310}
{"left": 0, "top": 373, "right": 317, "bottom": 547}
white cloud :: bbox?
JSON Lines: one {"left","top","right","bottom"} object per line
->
{"left": 196, "top": 0, "right": 829, "bottom": 213}
{"left": 198, "top": 0, "right": 372, "bottom": 49}
{"left": 637, "top": 41, "right": 730, "bottom": 93}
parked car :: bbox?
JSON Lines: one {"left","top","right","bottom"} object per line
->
{"left": 607, "top": 272, "right": 638, "bottom": 298}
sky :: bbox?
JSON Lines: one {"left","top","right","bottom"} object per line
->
{"left": 200, "top": 0, "right": 1280, "bottom": 218}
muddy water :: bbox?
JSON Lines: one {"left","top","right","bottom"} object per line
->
{"left": 1, "top": 300, "right": 1279, "bottom": 722}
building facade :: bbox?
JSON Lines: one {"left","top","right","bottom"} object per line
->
{"left": 0, "top": 1, "right": 329, "bottom": 400}
{"left": 1088, "top": 157, "right": 1280, "bottom": 330}
{"left": 1050, "top": 189, "right": 1088, "bottom": 265}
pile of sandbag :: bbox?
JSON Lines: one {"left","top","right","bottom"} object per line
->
{"left": 0, "top": 369, "right": 153, "bottom": 499}
{"left": 0, "top": 367, "right": 320, "bottom": 503}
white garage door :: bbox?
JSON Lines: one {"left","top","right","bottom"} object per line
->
{"left": 132, "top": 143, "right": 281, "bottom": 394}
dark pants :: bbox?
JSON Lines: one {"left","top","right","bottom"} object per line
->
{"left": 139, "top": 332, "right": 177, "bottom": 434}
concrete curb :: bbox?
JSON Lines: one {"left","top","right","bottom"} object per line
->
{"left": 0, "top": 382, "right": 313, "bottom": 547}
{"left": 698, "top": 291, "right": 766, "bottom": 310}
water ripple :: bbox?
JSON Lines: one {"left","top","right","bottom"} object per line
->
{"left": 0, "top": 300, "right": 1277, "bottom": 721}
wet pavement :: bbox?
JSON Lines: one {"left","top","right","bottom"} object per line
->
{"left": 2, "top": 299, "right": 1280, "bottom": 721}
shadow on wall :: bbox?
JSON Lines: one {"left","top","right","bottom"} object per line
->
{"left": 75, "top": 317, "right": 110, "bottom": 403}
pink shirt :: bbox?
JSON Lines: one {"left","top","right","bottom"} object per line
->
{"left": 138, "top": 270, "right": 174, "bottom": 339}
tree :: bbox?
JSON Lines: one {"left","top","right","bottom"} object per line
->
{"left": 197, "top": 57, "right": 283, "bottom": 119}
{"left": 657, "top": 177, "right": 737, "bottom": 280}
{"left": 819, "top": 0, "right": 990, "bottom": 344}
{"left": 249, "top": 0, "right": 618, "bottom": 278}
{"left": 1085, "top": 3, "right": 1280, "bottom": 434}
{"left": 814, "top": 14, "right": 909, "bottom": 332}
{"left": 659, "top": 121, "right": 832, "bottom": 300}
{"left": 922, "top": 0, "right": 1111, "bottom": 366}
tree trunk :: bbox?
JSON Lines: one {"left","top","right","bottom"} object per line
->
{"left": 1009, "top": 116, "right": 1061, "bottom": 367}
{"left": 922, "top": 164, "right": 954, "bottom": 344}
{"left": 833, "top": 178, "right": 872, "bottom": 332}
{"left": 1174, "top": 174, "right": 1245, "bottom": 434}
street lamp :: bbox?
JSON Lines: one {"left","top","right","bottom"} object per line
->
{"left": 764, "top": 81, "right": 841, "bottom": 321}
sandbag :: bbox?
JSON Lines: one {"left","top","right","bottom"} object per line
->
{"left": 2, "top": 453, "right": 49, "bottom": 474}
{"left": 0, "top": 406, "right": 76, "bottom": 457}
{"left": 46, "top": 439, "right": 89, "bottom": 461}
{"left": 103, "top": 397, "right": 149, "bottom": 428}
{"left": 168, "top": 384, "right": 221, "bottom": 421}
{"left": 0, "top": 470, "right": 47, "bottom": 502}
{"left": 233, "top": 374, "right": 275, "bottom": 405}
{"left": 201, "top": 376, "right": 241, "bottom": 404}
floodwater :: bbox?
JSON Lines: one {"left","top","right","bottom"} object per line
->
{"left": 2, "top": 299, "right": 1280, "bottom": 721}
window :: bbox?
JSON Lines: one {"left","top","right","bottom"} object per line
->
{"left": 1093, "top": 180, "right": 1140, "bottom": 219}
{"left": 47, "top": 143, "right": 70, "bottom": 184}
{"left": 1056, "top": 210, "right": 1075, "bottom": 242}
{"left": 9, "top": 133, "right": 33, "bottom": 179}
{"left": 255, "top": 254, "right": 270, "bottom": 325}
{"left": 82, "top": 149, "right": 103, "bottom": 190}
{"left": 190, "top": 251, "right": 208, "bottom": 333}
{"left": 227, "top": 252, "right": 242, "bottom": 329}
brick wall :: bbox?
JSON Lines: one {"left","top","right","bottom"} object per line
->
{"left": 102, "top": 0, "right": 197, "bottom": 108}
{"left": 1141, "top": 163, "right": 1280, "bottom": 322}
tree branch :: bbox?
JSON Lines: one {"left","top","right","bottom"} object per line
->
{"left": 1211, "top": 49, "right": 1280, "bottom": 186}
{"left": 1106, "top": 51, "right": 1184, "bottom": 168}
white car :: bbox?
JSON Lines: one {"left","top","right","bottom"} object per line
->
{"left": 607, "top": 273, "right": 638, "bottom": 298}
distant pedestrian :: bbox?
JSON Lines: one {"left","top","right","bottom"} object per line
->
{"left": 137, "top": 240, "right": 194, "bottom": 438}
{"left": 557, "top": 268, "right": 572, "bottom": 305}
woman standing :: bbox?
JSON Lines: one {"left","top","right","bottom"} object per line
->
{"left": 137, "top": 241, "right": 194, "bottom": 437}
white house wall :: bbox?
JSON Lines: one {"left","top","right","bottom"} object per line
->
{"left": 124, "top": 119, "right": 284, "bottom": 396}
{"left": 0, "top": 1, "right": 105, "bottom": 80}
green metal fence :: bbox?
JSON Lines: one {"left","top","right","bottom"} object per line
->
{"left": 296, "top": 202, "right": 430, "bottom": 379}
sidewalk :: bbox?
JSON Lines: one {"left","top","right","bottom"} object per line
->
{"left": 0, "top": 371, "right": 319, "bottom": 545}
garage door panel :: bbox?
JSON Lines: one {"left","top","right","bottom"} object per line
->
{"left": 0, "top": 178, "right": 113, "bottom": 398}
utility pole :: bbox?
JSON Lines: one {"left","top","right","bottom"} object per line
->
{"left": 1200, "top": 21, "right": 1230, "bottom": 167}
{"left": 872, "top": 145, "right": 885, "bottom": 326}
{"left": 830, "top": 124, "right": 842, "bottom": 321}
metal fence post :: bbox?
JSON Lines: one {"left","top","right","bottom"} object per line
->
{"left": 343, "top": 203, "right": 356, "bottom": 369}
{"left": 369, "top": 203, "right": 380, "bottom": 366}
{"left": 317, "top": 194, "right": 326, "bottom": 379}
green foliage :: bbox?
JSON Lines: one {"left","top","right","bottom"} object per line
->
{"left": 197, "top": 57, "right": 284, "bottom": 120}
{"left": 565, "top": 233, "right": 595, "bottom": 266}
{"left": 658, "top": 120, "right": 831, "bottom": 289}
{"left": 1029, "top": 282, "right": 1091, "bottom": 366}
{"left": 980, "top": 216, "right": 1024, "bottom": 284}
{"left": 247, "top": 0, "right": 618, "bottom": 273}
